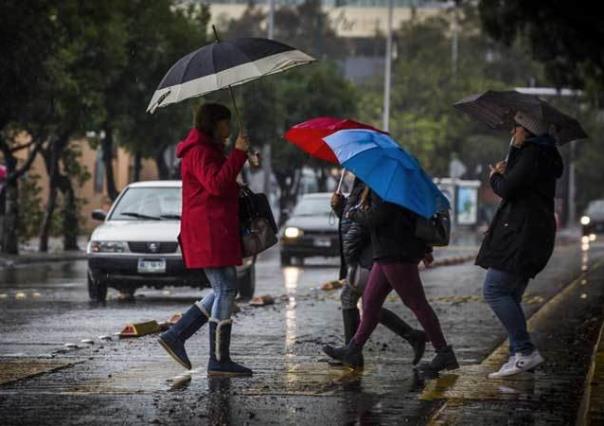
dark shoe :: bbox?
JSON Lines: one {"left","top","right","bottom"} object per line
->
{"left": 416, "top": 345, "right": 459, "bottom": 374}
{"left": 207, "top": 320, "right": 253, "bottom": 376}
{"left": 406, "top": 330, "right": 427, "bottom": 365}
{"left": 322, "top": 341, "right": 364, "bottom": 368}
{"left": 158, "top": 305, "right": 208, "bottom": 370}
{"left": 343, "top": 308, "right": 361, "bottom": 344}
{"left": 379, "top": 308, "right": 427, "bottom": 365}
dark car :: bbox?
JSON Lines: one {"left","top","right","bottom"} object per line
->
{"left": 581, "top": 199, "right": 604, "bottom": 236}
{"left": 280, "top": 193, "right": 340, "bottom": 266}
{"left": 86, "top": 181, "right": 255, "bottom": 302}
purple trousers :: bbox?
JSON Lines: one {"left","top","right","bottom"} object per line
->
{"left": 352, "top": 261, "right": 448, "bottom": 350}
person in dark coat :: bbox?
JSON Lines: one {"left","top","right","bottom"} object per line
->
{"left": 329, "top": 178, "right": 427, "bottom": 366}
{"left": 477, "top": 111, "right": 564, "bottom": 379}
{"left": 323, "top": 189, "right": 459, "bottom": 373}
{"left": 158, "top": 103, "right": 253, "bottom": 376}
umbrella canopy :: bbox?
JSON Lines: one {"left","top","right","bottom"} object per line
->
{"left": 323, "top": 129, "right": 450, "bottom": 218}
{"left": 454, "top": 90, "right": 588, "bottom": 145}
{"left": 147, "top": 38, "right": 315, "bottom": 113}
{"left": 284, "top": 117, "right": 386, "bottom": 164}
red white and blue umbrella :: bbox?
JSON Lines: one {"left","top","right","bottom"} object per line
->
{"left": 323, "top": 129, "right": 450, "bottom": 218}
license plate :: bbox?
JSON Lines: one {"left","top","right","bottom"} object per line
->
{"left": 137, "top": 258, "right": 166, "bottom": 274}
{"left": 314, "top": 237, "right": 331, "bottom": 247}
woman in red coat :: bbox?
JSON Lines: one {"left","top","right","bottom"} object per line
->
{"left": 158, "top": 103, "right": 252, "bottom": 376}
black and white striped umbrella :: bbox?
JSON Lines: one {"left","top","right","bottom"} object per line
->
{"left": 147, "top": 37, "right": 315, "bottom": 113}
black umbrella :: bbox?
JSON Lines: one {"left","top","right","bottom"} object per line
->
{"left": 147, "top": 28, "right": 315, "bottom": 118}
{"left": 454, "top": 90, "right": 588, "bottom": 144}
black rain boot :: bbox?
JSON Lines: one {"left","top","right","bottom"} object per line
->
{"left": 207, "top": 320, "right": 253, "bottom": 376}
{"left": 158, "top": 304, "right": 209, "bottom": 370}
{"left": 322, "top": 340, "right": 364, "bottom": 368}
{"left": 343, "top": 308, "right": 361, "bottom": 344}
{"left": 416, "top": 345, "right": 459, "bottom": 374}
{"left": 379, "top": 308, "right": 427, "bottom": 365}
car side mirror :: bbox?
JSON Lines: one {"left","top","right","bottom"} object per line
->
{"left": 91, "top": 209, "right": 107, "bottom": 221}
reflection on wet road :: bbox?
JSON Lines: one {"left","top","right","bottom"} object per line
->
{"left": 1, "top": 243, "right": 603, "bottom": 424}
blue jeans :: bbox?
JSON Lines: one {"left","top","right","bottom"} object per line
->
{"left": 483, "top": 268, "right": 534, "bottom": 355}
{"left": 195, "top": 266, "right": 238, "bottom": 321}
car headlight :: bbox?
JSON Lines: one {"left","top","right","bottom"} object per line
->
{"left": 581, "top": 216, "right": 591, "bottom": 225}
{"left": 284, "top": 227, "right": 303, "bottom": 239}
{"left": 88, "top": 241, "right": 128, "bottom": 253}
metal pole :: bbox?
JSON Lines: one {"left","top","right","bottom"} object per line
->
{"left": 265, "top": 0, "right": 276, "bottom": 196}
{"left": 451, "top": 2, "right": 459, "bottom": 79}
{"left": 569, "top": 140, "right": 577, "bottom": 225}
{"left": 267, "top": 0, "right": 275, "bottom": 40}
{"left": 383, "top": 0, "right": 393, "bottom": 132}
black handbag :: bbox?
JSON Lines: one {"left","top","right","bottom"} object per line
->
{"left": 414, "top": 209, "right": 451, "bottom": 247}
{"left": 239, "top": 186, "right": 278, "bottom": 257}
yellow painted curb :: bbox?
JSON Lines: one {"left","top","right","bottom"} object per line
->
{"left": 577, "top": 303, "right": 604, "bottom": 425}
{"left": 425, "top": 260, "right": 604, "bottom": 425}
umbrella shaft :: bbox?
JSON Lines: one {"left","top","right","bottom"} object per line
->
{"left": 212, "top": 25, "right": 244, "bottom": 133}
{"left": 336, "top": 170, "right": 346, "bottom": 194}
{"left": 228, "top": 86, "right": 244, "bottom": 133}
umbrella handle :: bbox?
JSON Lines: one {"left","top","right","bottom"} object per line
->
{"left": 504, "top": 136, "right": 514, "bottom": 162}
{"left": 336, "top": 169, "right": 347, "bottom": 194}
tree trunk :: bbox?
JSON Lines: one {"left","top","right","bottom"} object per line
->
{"left": 38, "top": 143, "right": 61, "bottom": 253}
{"left": 2, "top": 180, "right": 20, "bottom": 254}
{"left": 154, "top": 145, "right": 170, "bottom": 180}
{"left": 0, "top": 134, "right": 41, "bottom": 255}
{"left": 133, "top": 150, "right": 142, "bottom": 182}
{"left": 59, "top": 175, "right": 79, "bottom": 251}
{"left": 102, "top": 126, "right": 119, "bottom": 201}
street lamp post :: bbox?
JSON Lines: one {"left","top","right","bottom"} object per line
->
{"left": 267, "top": 0, "right": 275, "bottom": 40}
{"left": 383, "top": 0, "right": 394, "bottom": 132}
{"left": 264, "top": 0, "right": 276, "bottom": 197}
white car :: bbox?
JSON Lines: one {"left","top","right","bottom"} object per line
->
{"left": 86, "top": 181, "right": 255, "bottom": 302}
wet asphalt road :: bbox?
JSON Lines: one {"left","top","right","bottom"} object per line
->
{"left": 0, "top": 241, "right": 603, "bottom": 425}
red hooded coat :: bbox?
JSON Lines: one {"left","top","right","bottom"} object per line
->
{"left": 176, "top": 128, "right": 247, "bottom": 269}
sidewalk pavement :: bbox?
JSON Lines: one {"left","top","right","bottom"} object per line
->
{"left": 0, "top": 237, "right": 88, "bottom": 269}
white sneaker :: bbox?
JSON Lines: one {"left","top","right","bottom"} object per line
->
{"left": 488, "top": 355, "right": 518, "bottom": 379}
{"left": 514, "top": 350, "right": 544, "bottom": 372}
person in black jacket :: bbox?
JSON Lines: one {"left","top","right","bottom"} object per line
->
{"left": 329, "top": 178, "right": 427, "bottom": 366}
{"left": 323, "top": 188, "right": 458, "bottom": 374}
{"left": 477, "top": 111, "right": 564, "bottom": 379}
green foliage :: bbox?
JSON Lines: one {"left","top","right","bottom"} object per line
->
{"left": 359, "top": 5, "right": 546, "bottom": 178}
{"left": 18, "top": 174, "right": 44, "bottom": 242}
{"left": 117, "top": 2, "right": 211, "bottom": 162}
{"left": 477, "top": 0, "right": 604, "bottom": 91}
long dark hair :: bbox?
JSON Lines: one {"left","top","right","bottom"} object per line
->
{"left": 194, "top": 103, "right": 231, "bottom": 138}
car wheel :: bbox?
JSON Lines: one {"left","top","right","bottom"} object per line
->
{"left": 237, "top": 264, "right": 256, "bottom": 300}
{"left": 87, "top": 270, "right": 107, "bottom": 302}
{"left": 280, "top": 253, "right": 292, "bottom": 266}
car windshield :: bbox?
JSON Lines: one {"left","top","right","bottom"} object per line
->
{"left": 109, "top": 187, "right": 181, "bottom": 221}
{"left": 292, "top": 196, "right": 331, "bottom": 217}
{"left": 587, "top": 200, "right": 604, "bottom": 216}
